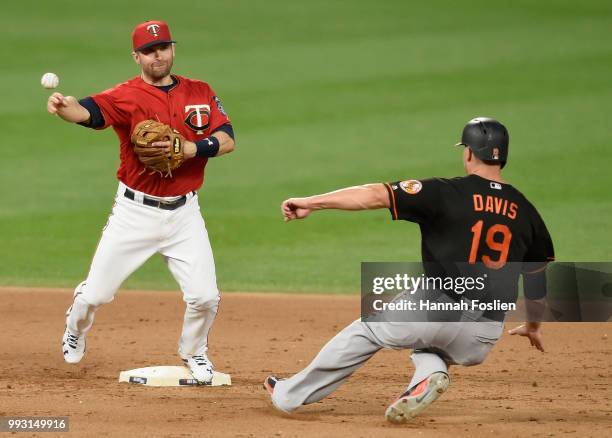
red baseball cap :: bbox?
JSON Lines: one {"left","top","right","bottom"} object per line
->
{"left": 132, "top": 20, "right": 176, "bottom": 52}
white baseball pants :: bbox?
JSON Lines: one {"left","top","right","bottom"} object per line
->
{"left": 65, "top": 182, "right": 220, "bottom": 358}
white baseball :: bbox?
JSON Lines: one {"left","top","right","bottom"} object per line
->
{"left": 41, "top": 72, "right": 59, "bottom": 89}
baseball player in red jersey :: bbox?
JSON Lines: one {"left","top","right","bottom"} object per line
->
{"left": 264, "top": 118, "right": 554, "bottom": 421}
{"left": 46, "top": 20, "right": 235, "bottom": 384}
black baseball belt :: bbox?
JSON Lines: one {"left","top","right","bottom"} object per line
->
{"left": 123, "top": 188, "right": 195, "bottom": 211}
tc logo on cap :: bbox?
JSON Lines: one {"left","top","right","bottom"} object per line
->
{"left": 146, "top": 24, "right": 160, "bottom": 37}
{"left": 132, "top": 20, "right": 175, "bottom": 52}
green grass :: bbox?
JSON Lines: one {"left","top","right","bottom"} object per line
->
{"left": 1, "top": 0, "right": 611, "bottom": 293}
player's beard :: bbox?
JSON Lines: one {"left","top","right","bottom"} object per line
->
{"left": 145, "top": 58, "right": 173, "bottom": 81}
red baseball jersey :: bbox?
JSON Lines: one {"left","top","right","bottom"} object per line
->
{"left": 91, "top": 75, "right": 230, "bottom": 196}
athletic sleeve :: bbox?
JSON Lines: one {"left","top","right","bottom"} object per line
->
{"left": 523, "top": 269, "right": 547, "bottom": 300}
{"left": 90, "top": 85, "right": 132, "bottom": 129}
{"left": 383, "top": 178, "right": 442, "bottom": 223}
{"left": 207, "top": 87, "right": 231, "bottom": 134}
{"left": 522, "top": 207, "right": 555, "bottom": 274}
{"left": 77, "top": 97, "right": 105, "bottom": 129}
{"left": 212, "top": 123, "right": 234, "bottom": 140}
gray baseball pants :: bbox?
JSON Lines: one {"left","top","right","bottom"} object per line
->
{"left": 271, "top": 316, "right": 504, "bottom": 412}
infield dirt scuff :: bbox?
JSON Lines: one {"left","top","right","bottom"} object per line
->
{"left": 0, "top": 288, "right": 610, "bottom": 437}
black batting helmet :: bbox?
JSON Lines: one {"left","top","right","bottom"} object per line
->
{"left": 455, "top": 117, "right": 509, "bottom": 168}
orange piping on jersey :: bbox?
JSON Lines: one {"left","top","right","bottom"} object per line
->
{"left": 385, "top": 183, "right": 398, "bottom": 220}
{"left": 523, "top": 263, "right": 550, "bottom": 275}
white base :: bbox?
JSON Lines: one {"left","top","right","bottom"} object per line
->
{"left": 119, "top": 366, "right": 232, "bottom": 387}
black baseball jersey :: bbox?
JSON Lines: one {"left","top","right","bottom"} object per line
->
{"left": 384, "top": 174, "right": 554, "bottom": 314}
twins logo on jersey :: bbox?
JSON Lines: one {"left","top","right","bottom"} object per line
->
{"left": 184, "top": 105, "right": 210, "bottom": 135}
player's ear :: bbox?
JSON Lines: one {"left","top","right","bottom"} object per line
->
{"left": 132, "top": 51, "right": 141, "bottom": 66}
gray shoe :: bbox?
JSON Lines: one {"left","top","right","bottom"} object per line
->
{"left": 385, "top": 372, "right": 450, "bottom": 423}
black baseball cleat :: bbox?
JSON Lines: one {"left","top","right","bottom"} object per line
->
{"left": 263, "top": 375, "right": 280, "bottom": 395}
{"left": 385, "top": 372, "right": 450, "bottom": 424}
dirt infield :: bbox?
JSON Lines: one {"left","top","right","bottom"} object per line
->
{"left": 0, "top": 288, "right": 610, "bottom": 437}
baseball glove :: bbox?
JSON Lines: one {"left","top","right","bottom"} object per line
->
{"left": 131, "top": 120, "right": 185, "bottom": 177}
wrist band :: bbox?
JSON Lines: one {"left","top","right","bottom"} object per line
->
{"left": 195, "top": 136, "right": 220, "bottom": 158}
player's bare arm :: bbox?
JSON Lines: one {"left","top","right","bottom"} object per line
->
{"left": 47, "top": 92, "right": 90, "bottom": 123}
{"left": 211, "top": 131, "right": 235, "bottom": 156}
{"left": 282, "top": 183, "right": 390, "bottom": 222}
